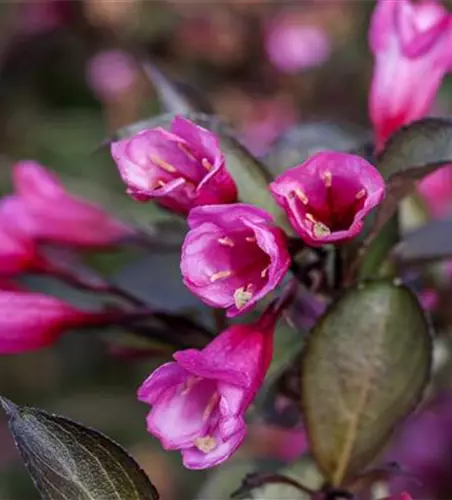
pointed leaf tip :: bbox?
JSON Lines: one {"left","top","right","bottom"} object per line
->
{"left": 2, "top": 402, "right": 159, "bottom": 499}
{"left": 0, "top": 396, "right": 18, "bottom": 417}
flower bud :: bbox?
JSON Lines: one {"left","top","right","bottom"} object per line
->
{"left": 111, "top": 116, "right": 237, "bottom": 215}
{"left": 0, "top": 291, "right": 97, "bottom": 354}
{"left": 369, "top": 0, "right": 452, "bottom": 150}
{"left": 180, "top": 203, "right": 290, "bottom": 317}
{"left": 270, "top": 152, "right": 385, "bottom": 246}
{"left": 12, "top": 161, "right": 133, "bottom": 247}
{"left": 138, "top": 303, "right": 280, "bottom": 469}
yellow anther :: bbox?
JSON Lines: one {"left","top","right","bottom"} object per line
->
{"left": 261, "top": 266, "right": 270, "bottom": 278}
{"left": 218, "top": 237, "right": 234, "bottom": 247}
{"left": 194, "top": 436, "right": 217, "bottom": 453}
{"left": 322, "top": 171, "right": 332, "bottom": 188}
{"left": 306, "top": 213, "right": 331, "bottom": 238}
{"left": 355, "top": 189, "right": 366, "bottom": 200}
{"left": 234, "top": 286, "right": 253, "bottom": 309}
{"left": 313, "top": 222, "right": 331, "bottom": 238}
{"left": 150, "top": 154, "right": 177, "bottom": 173}
{"left": 245, "top": 236, "right": 257, "bottom": 243}
{"left": 202, "top": 158, "right": 213, "bottom": 171}
{"left": 177, "top": 142, "right": 197, "bottom": 161}
{"left": 295, "top": 189, "right": 309, "bottom": 205}
{"left": 156, "top": 180, "right": 166, "bottom": 187}
{"left": 203, "top": 393, "right": 220, "bottom": 421}
{"left": 210, "top": 270, "right": 233, "bottom": 282}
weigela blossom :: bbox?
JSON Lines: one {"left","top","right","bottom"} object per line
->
{"left": 270, "top": 152, "right": 385, "bottom": 246}
{"left": 10, "top": 161, "right": 133, "bottom": 247}
{"left": 180, "top": 204, "right": 290, "bottom": 317}
{"left": 0, "top": 205, "right": 36, "bottom": 276}
{"left": 369, "top": 0, "right": 452, "bottom": 150}
{"left": 137, "top": 303, "right": 279, "bottom": 469}
{"left": 0, "top": 291, "right": 100, "bottom": 354}
{"left": 111, "top": 116, "right": 237, "bottom": 215}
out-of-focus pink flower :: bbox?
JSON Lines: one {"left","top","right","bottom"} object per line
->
{"left": 248, "top": 424, "right": 308, "bottom": 462}
{"left": 180, "top": 203, "right": 290, "bottom": 317}
{"left": 87, "top": 50, "right": 137, "bottom": 101}
{"left": 270, "top": 152, "right": 385, "bottom": 246}
{"left": 418, "top": 164, "right": 452, "bottom": 218}
{"left": 111, "top": 116, "right": 237, "bottom": 215}
{"left": 384, "top": 393, "right": 452, "bottom": 499}
{"left": 18, "top": 0, "right": 72, "bottom": 35}
{"left": 369, "top": 0, "right": 452, "bottom": 150}
{"left": 0, "top": 291, "right": 99, "bottom": 354}
{"left": 10, "top": 161, "right": 133, "bottom": 247}
{"left": 138, "top": 302, "right": 279, "bottom": 469}
{"left": 418, "top": 288, "right": 439, "bottom": 312}
{"left": 265, "top": 14, "right": 332, "bottom": 74}
{"left": 0, "top": 202, "right": 36, "bottom": 276}
{"left": 381, "top": 494, "right": 413, "bottom": 500}
{"left": 241, "top": 98, "right": 297, "bottom": 157}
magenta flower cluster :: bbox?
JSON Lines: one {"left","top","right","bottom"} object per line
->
{"left": 0, "top": 161, "right": 133, "bottom": 353}
{"left": 110, "top": 114, "right": 385, "bottom": 468}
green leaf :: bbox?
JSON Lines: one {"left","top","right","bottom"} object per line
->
{"left": 367, "top": 118, "right": 452, "bottom": 244}
{"left": 108, "top": 113, "right": 293, "bottom": 234}
{"left": 301, "top": 280, "right": 432, "bottom": 487}
{"left": 140, "top": 59, "right": 213, "bottom": 115}
{"left": 0, "top": 398, "right": 159, "bottom": 500}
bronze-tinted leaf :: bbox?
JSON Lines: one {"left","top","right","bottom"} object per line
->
{"left": 392, "top": 218, "right": 452, "bottom": 263}
{"left": 264, "top": 122, "right": 368, "bottom": 176}
{"left": 301, "top": 280, "right": 431, "bottom": 487}
{"left": 140, "top": 60, "right": 213, "bottom": 115}
{"left": 367, "top": 118, "right": 452, "bottom": 244}
{"left": 0, "top": 398, "right": 159, "bottom": 500}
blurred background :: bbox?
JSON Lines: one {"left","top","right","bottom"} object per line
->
{"left": 1, "top": 1, "right": 452, "bottom": 499}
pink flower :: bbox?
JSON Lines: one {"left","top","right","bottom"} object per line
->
{"left": 0, "top": 291, "right": 98, "bottom": 354}
{"left": 10, "top": 161, "right": 133, "bottom": 247}
{"left": 180, "top": 204, "right": 290, "bottom": 317}
{"left": 0, "top": 203, "right": 36, "bottom": 276}
{"left": 137, "top": 304, "right": 278, "bottom": 469}
{"left": 265, "top": 15, "right": 331, "bottom": 74}
{"left": 418, "top": 164, "right": 452, "bottom": 218}
{"left": 87, "top": 50, "right": 137, "bottom": 101}
{"left": 369, "top": 0, "right": 452, "bottom": 150}
{"left": 111, "top": 116, "right": 237, "bottom": 215}
{"left": 270, "top": 152, "right": 385, "bottom": 246}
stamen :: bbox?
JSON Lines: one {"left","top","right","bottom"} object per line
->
{"left": 306, "top": 214, "right": 331, "bottom": 238}
{"left": 203, "top": 392, "right": 220, "bottom": 421}
{"left": 156, "top": 180, "right": 166, "bottom": 187}
{"left": 295, "top": 189, "right": 309, "bottom": 205}
{"left": 234, "top": 285, "right": 253, "bottom": 309}
{"left": 261, "top": 266, "right": 270, "bottom": 278}
{"left": 177, "top": 142, "right": 197, "bottom": 162}
{"left": 313, "top": 222, "right": 331, "bottom": 238}
{"left": 194, "top": 436, "right": 217, "bottom": 453}
{"left": 150, "top": 154, "right": 177, "bottom": 173}
{"left": 181, "top": 376, "right": 201, "bottom": 396}
{"left": 210, "top": 270, "right": 233, "bottom": 282}
{"left": 322, "top": 171, "right": 332, "bottom": 188}
{"left": 245, "top": 236, "right": 256, "bottom": 243}
{"left": 218, "top": 237, "right": 234, "bottom": 247}
{"left": 202, "top": 158, "right": 213, "bottom": 171}
{"left": 355, "top": 188, "right": 366, "bottom": 200}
